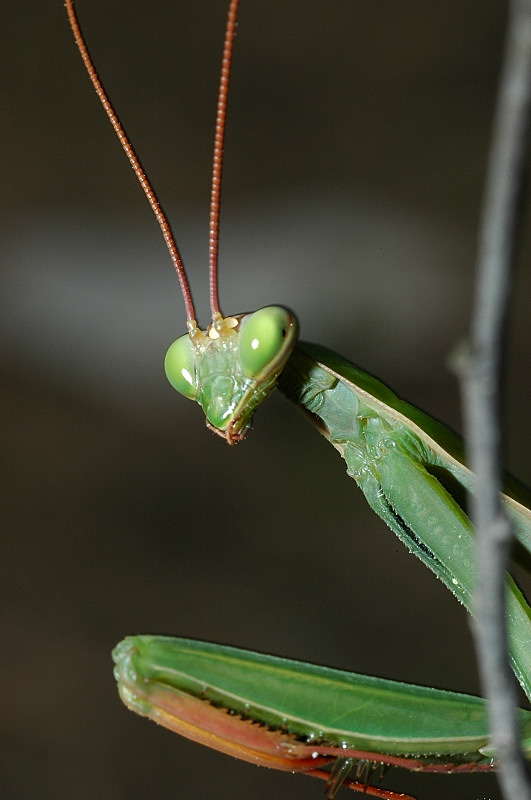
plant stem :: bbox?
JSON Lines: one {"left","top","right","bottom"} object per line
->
{"left": 460, "top": 1, "right": 531, "bottom": 798}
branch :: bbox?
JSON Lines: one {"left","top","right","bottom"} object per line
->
{"left": 459, "top": 1, "right": 531, "bottom": 798}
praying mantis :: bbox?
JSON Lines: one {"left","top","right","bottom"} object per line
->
{"left": 66, "top": 1, "right": 531, "bottom": 798}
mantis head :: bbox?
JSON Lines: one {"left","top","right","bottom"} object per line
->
{"left": 165, "top": 306, "right": 298, "bottom": 443}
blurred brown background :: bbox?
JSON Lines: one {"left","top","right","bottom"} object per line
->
{"left": 2, "top": 2, "right": 531, "bottom": 799}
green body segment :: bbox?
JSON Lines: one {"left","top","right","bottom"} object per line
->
{"left": 278, "top": 342, "right": 531, "bottom": 702}
{"left": 287, "top": 342, "right": 531, "bottom": 549}
{"left": 113, "top": 635, "right": 531, "bottom": 763}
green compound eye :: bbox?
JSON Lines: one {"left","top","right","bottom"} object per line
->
{"left": 164, "top": 334, "right": 198, "bottom": 399}
{"left": 238, "top": 306, "right": 296, "bottom": 379}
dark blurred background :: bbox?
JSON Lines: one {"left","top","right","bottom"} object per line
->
{"left": 2, "top": 2, "right": 531, "bottom": 799}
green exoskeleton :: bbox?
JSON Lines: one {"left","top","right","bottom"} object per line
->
{"left": 66, "top": 0, "right": 531, "bottom": 797}
{"left": 113, "top": 635, "right": 531, "bottom": 800}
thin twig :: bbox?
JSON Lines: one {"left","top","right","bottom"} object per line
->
{"left": 459, "top": 1, "right": 531, "bottom": 798}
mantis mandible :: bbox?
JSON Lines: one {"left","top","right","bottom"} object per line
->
{"left": 66, "top": 1, "right": 531, "bottom": 797}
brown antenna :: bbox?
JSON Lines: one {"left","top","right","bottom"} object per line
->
{"left": 209, "top": 0, "right": 240, "bottom": 318}
{"left": 65, "top": 0, "right": 198, "bottom": 326}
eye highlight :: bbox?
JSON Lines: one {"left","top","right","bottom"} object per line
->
{"left": 238, "top": 306, "right": 296, "bottom": 379}
{"left": 164, "top": 334, "right": 198, "bottom": 399}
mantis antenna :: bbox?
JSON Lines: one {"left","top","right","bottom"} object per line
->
{"left": 65, "top": 0, "right": 241, "bottom": 331}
